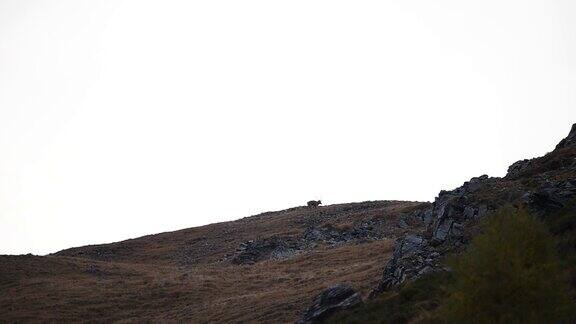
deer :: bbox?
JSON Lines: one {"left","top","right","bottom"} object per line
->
{"left": 307, "top": 200, "right": 322, "bottom": 208}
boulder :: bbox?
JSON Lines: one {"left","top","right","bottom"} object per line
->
{"left": 298, "top": 284, "right": 362, "bottom": 324}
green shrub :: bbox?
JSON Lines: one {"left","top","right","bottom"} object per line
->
{"left": 435, "top": 206, "right": 574, "bottom": 323}
{"left": 540, "top": 199, "right": 576, "bottom": 292}
{"left": 543, "top": 198, "right": 576, "bottom": 237}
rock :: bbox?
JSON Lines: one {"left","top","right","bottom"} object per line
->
{"left": 477, "top": 204, "right": 488, "bottom": 218}
{"left": 232, "top": 220, "right": 388, "bottom": 264}
{"left": 555, "top": 123, "right": 576, "bottom": 150}
{"left": 372, "top": 176, "right": 495, "bottom": 296}
{"left": 422, "top": 209, "right": 434, "bottom": 226}
{"left": 462, "top": 175, "right": 489, "bottom": 193}
{"left": 397, "top": 216, "right": 409, "bottom": 229}
{"left": 397, "top": 209, "right": 429, "bottom": 229}
{"left": 432, "top": 217, "right": 454, "bottom": 244}
{"left": 506, "top": 159, "right": 533, "bottom": 179}
{"left": 450, "top": 222, "right": 464, "bottom": 238}
{"left": 523, "top": 179, "right": 576, "bottom": 215}
{"left": 371, "top": 124, "right": 576, "bottom": 299}
{"left": 303, "top": 226, "right": 342, "bottom": 243}
{"left": 527, "top": 190, "right": 565, "bottom": 211}
{"left": 231, "top": 237, "right": 303, "bottom": 265}
{"left": 463, "top": 206, "right": 476, "bottom": 220}
{"left": 402, "top": 235, "right": 425, "bottom": 254}
{"left": 370, "top": 235, "right": 433, "bottom": 295}
{"left": 505, "top": 125, "right": 576, "bottom": 179}
{"left": 298, "top": 284, "right": 362, "bottom": 324}
{"left": 428, "top": 185, "right": 494, "bottom": 246}
{"left": 430, "top": 198, "right": 468, "bottom": 245}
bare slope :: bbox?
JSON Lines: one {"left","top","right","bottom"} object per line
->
{"left": 0, "top": 200, "right": 428, "bottom": 322}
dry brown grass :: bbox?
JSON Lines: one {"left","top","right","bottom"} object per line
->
{"left": 0, "top": 201, "right": 425, "bottom": 323}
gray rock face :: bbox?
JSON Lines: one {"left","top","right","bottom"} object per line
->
{"left": 428, "top": 176, "right": 493, "bottom": 246}
{"left": 298, "top": 284, "right": 362, "bottom": 324}
{"left": 370, "top": 235, "right": 442, "bottom": 296}
{"left": 556, "top": 123, "right": 576, "bottom": 150}
{"left": 371, "top": 176, "right": 494, "bottom": 296}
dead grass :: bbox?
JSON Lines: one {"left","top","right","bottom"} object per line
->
{"left": 0, "top": 201, "right": 420, "bottom": 323}
{"left": 0, "top": 241, "right": 394, "bottom": 323}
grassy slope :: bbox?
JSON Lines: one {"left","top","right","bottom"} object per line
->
{"left": 0, "top": 201, "right": 427, "bottom": 323}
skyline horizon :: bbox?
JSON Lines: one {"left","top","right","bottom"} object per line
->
{"left": 6, "top": 122, "right": 576, "bottom": 256}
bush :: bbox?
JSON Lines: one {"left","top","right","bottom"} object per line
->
{"left": 435, "top": 206, "right": 574, "bottom": 323}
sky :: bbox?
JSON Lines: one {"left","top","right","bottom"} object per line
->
{"left": 1, "top": 0, "right": 575, "bottom": 255}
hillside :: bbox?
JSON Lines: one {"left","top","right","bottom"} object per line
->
{"left": 1, "top": 124, "right": 576, "bottom": 323}
{"left": 0, "top": 201, "right": 428, "bottom": 322}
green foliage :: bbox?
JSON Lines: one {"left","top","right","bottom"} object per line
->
{"left": 435, "top": 206, "right": 574, "bottom": 323}
{"left": 539, "top": 199, "right": 576, "bottom": 294}
{"left": 544, "top": 199, "right": 576, "bottom": 236}
{"left": 326, "top": 272, "right": 449, "bottom": 324}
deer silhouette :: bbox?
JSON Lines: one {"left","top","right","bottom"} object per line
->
{"left": 307, "top": 200, "right": 322, "bottom": 208}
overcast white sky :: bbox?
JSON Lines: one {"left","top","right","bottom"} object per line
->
{"left": 1, "top": 0, "right": 575, "bottom": 255}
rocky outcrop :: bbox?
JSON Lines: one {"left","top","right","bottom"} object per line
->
{"left": 371, "top": 175, "right": 495, "bottom": 296}
{"left": 556, "top": 123, "right": 576, "bottom": 150}
{"left": 523, "top": 179, "right": 576, "bottom": 215}
{"left": 506, "top": 123, "right": 576, "bottom": 180}
{"left": 424, "top": 176, "right": 492, "bottom": 248}
{"left": 373, "top": 176, "right": 576, "bottom": 296}
{"left": 371, "top": 125, "right": 576, "bottom": 297}
{"left": 231, "top": 221, "right": 388, "bottom": 265}
{"left": 506, "top": 159, "right": 534, "bottom": 179}
{"left": 231, "top": 236, "right": 305, "bottom": 265}
{"left": 429, "top": 192, "right": 490, "bottom": 245}
{"left": 370, "top": 235, "right": 441, "bottom": 295}
{"left": 298, "top": 284, "right": 362, "bottom": 324}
